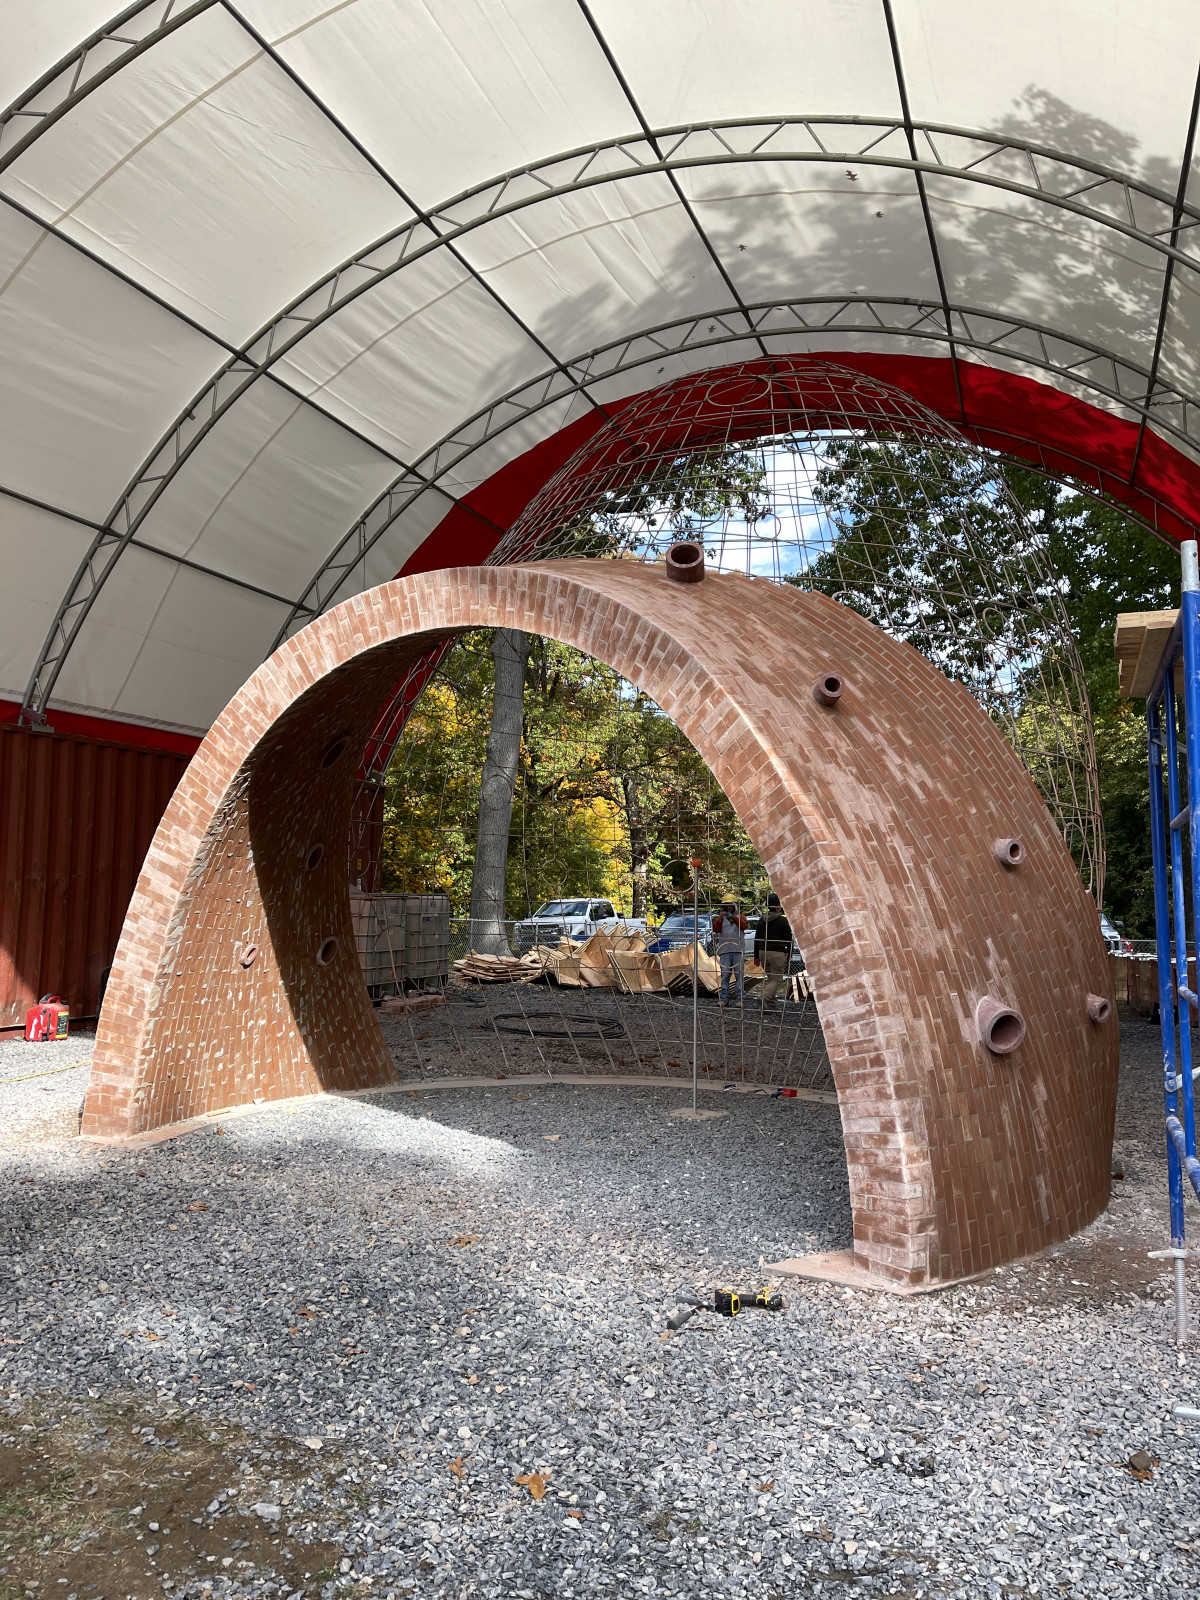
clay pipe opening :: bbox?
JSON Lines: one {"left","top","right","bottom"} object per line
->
{"left": 813, "top": 673, "right": 845, "bottom": 708}
{"left": 994, "top": 837, "right": 1025, "bottom": 867}
{"left": 665, "top": 541, "right": 705, "bottom": 583}
{"left": 976, "top": 996, "right": 1027, "bottom": 1055}
{"left": 1087, "top": 993, "right": 1112, "bottom": 1023}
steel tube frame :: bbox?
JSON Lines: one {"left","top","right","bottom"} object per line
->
{"left": 1163, "top": 672, "right": 1195, "bottom": 1161}
{"left": 24, "top": 282, "right": 1193, "bottom": 724}
{"left": 1146, "top": 539, "right": 1200, "bottom": 1344}
{"left": 1178, "top": 542, "right": 1200, "bottom": 1169}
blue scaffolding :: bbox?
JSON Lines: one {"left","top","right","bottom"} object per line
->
{"left": 1146, "top": 539, "right": 1200, "bottom": 1346}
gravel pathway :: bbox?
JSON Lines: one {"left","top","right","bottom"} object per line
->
{"left": 1, "top": 1013, "right": 1198, "bottom": 1599}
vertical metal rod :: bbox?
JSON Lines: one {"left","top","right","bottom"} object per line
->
{"left": 1148, "top": 693, "right": 1186, "bottom": 1268}
{"left": 691, "top": 855, "right": 700, "bottom": 1114}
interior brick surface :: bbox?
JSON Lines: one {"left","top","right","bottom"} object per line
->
{"left": 82, "top": 563, "right": 1117, "bottom": 1285}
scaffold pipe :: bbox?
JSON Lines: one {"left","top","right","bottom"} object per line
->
{"left": 1167, "top": 1114, "right": 1200, "bottom": 1201}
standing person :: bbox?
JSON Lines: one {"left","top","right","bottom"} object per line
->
{"left": 712, "top": 894, "right": 748, "bottom": 1007}
{"left": 754, "top": 891, "right": 794, "bottom": 1005}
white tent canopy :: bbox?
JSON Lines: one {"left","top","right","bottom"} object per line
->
{"left": 2, "top": 0, "right": 1199, "bottom": 735}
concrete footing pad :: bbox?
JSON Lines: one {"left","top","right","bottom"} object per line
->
{"left": 765, "top": 1248, "right": 983, "bottom": 1296}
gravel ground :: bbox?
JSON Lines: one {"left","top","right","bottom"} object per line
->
{"left": 0, "top": 1031, "right": 95, "bottom": 1152}
{"left": 1, "top": 1011, "right": 1199, "bottom": 1599}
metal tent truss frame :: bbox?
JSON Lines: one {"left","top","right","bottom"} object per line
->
{"left": 6, "top": 2, "right": 1200, "bottom": 717}
{"left": 268, "top": 295, "right": 1200, "bottom": 654}
{"left": 16, "top": 288, "right": 1199, "bottom": 721}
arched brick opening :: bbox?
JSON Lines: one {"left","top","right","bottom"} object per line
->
{"left": 83, "top": 561, "right": 1117, "bottom": 1288}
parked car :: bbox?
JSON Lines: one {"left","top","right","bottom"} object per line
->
{"left": 1099, "top": 912, "right": 1132, "bottom": 957}
{"left": 647, "top": 910, "right": 764, "bottom": 959}
{"left": 646, "top": 912, "right": 714, "bottom": 955}
{"left": 513, "top": 898, "right": 622, "bottom": 952}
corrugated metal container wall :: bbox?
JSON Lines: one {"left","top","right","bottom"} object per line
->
{"left": 0, "top": 725, "right": 189, "bottom": 1028}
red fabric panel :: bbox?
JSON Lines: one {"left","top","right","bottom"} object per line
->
{"left": 399, "top": 408, "right": 610, "bottom": 576}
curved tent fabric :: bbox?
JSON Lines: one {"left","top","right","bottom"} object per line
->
{"left": 1, "top": 1, "right": 1200, "bottom": 737}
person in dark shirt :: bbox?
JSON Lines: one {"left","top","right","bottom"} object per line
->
{"left": 753, "top": 891, "right": 794, "bottom": 1004}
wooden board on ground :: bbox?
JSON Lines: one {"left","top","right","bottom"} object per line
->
{"left": 378, "top": 992, "right": 445, "bottom": 1015}
{"left": 658, "top": 945, "right": 721, "bottom": 995}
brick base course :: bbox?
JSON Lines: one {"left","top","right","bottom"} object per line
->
{"left": 82, "top": 562, "right": 1117, "bottom": 1286}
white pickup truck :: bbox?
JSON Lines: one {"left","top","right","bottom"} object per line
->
{"left": 513, "top": 898, "right": 623, "bottom": 952}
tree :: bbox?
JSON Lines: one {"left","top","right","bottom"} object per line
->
{"left": 795, "top": 437, "right": 1177, "bottom": 933}
{"left": 468, "top": 627, "right": 528, "bottom": 953}
{"left": 439, "top": 438, "right": 775, "bottom": 939}
{"left": 380, "top": 631, "right": 767, "bottom": 923}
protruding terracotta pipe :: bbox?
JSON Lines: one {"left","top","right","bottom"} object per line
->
{"left": 665, "top": 541, "right": 705, "bottom": 583}
{"left": 994, "top": 837, "right": 1025, "bottom": 867}
{"left": 813, "top": 673, "right": 845, "bottom": 707}
{"left": 976, "top": 995, "right": 1027, "bottom": 1054}
{"left": 1087, "top": 993, "right": 1112, "bottom": 1023}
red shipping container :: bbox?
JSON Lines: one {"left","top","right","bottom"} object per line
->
{"left": 1, "top": 719, "right": 192, "bottom": 1030}
{"left": 25, "top": 994, "right": 69, "bottom": 1041}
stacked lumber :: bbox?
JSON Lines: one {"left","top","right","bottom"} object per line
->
{"left": 453, "top": 940, "right": 584, "bottom": 985}
{"left": 453, "top": 951, "right": 531, "bottom": 983}
{"left": 516, "top": 940, "right": 584, "bottom": 985}
{"left": 577, "top": 925, "right": 648, "bottom": 988}
{"left": 609, "top": 948, "right": 664, "bottom": 993}
{"left": 378, "top": 991, "right": 445, "bottom": 1015}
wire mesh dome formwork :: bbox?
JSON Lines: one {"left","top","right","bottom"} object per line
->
{"left": 489, "top": 359, "right": 1103, "bottom": 899}
{"left": 349, "top": 358, "right": 1101, "bottom": 1100}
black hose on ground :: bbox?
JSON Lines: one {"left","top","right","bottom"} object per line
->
{"left": 490, "top": 1012, "right": 626, "bottom": 1040}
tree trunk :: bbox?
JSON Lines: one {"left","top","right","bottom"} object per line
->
{"left": 622, "top": 771, "right": 651, "bottom": 920}
{"left": 468, "top": 627, "right": 528, "bottom": 954}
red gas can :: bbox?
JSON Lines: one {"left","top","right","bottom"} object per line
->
{"left": 25, "top": 994, "right": 70, "bottom": 1042}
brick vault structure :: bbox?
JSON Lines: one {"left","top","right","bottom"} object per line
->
{"left": 82, "top": 561, "right": 1117, "bottom": 1287}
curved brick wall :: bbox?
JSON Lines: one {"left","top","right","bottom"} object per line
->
{"left": 82, "top": 562, "right": 1117, "bottom": 1286}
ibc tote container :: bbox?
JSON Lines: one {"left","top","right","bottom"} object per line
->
{"left": 348, "top": 892, "right": 407, "bottom": 995}
{"left": 403, "top": 893, "right": 451, "bottom": 987}
{"left": 349, "top": 890, "right": 450, "bottom": 996}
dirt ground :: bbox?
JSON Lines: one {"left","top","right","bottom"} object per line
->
{"left": 378, "top": 982, "right": 836, "bottom": 1094}
{"left": 0, "top": 1395, "right": 345, "bottom": 1600}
